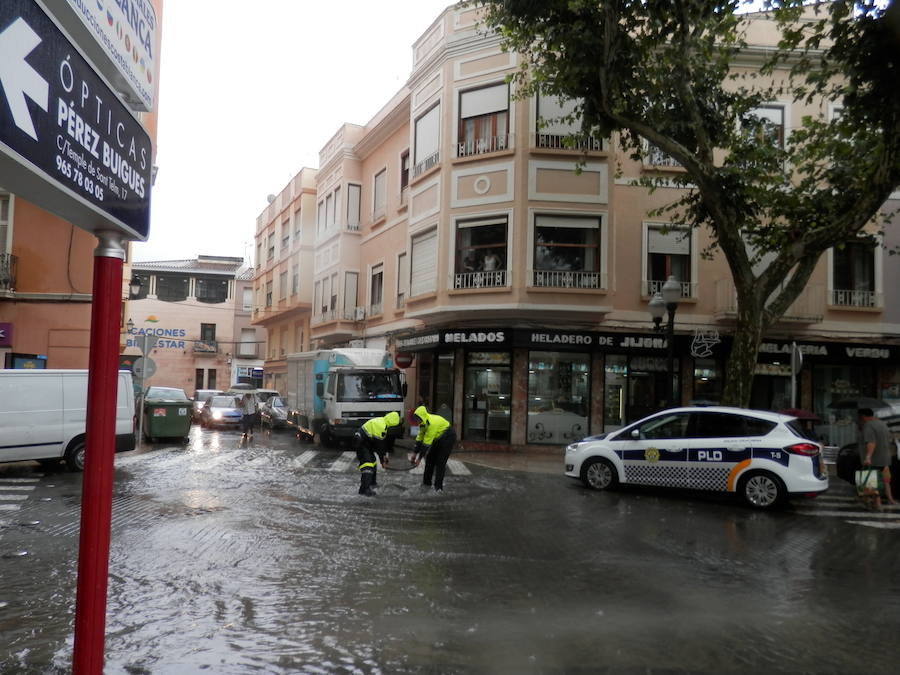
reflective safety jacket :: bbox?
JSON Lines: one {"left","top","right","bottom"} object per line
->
{"left": 361, "top": 411, "right": 401, "bottom": 441}
{"left": 413, "top": 405, "right": 450, "bottom": 448}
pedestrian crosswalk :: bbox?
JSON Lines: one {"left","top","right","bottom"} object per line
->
{"left": 794, "top": 493, "right": 900, "bottom": 529}
{"left": 290, "top": 450, "right": 472, "bottom": 475}
{"left": 0, "top": 477, "right": 40, "bottom": 512}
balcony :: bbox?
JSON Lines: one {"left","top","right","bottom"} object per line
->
{"left": 714, "top": 279, "right": 825, "bottom": 323}
{"left": 533, "top": 133, "right": 606, "bottom": 152}
{"left": 0, "top": 253, "right": 17, "bottom": 291}
{"left": 453, "top": 270, "right": 508, "bottom": 289}
{"left": 531, "top": 270, "right": 605, "bottom": 290}
{"left": 642, "top": 278, "right": 696, "bottom": 298}
{"left": 456, "top": 134, "right": 510, "bottom": 158}
{"left": 830, "top": 289, "right": 882, "bottom": 309}
{"left": 413, "top": 151, "right": 439, "bottom": 178}
{"left": 193, "top": 339, "right": 218, "bottom": 356}
{"left": 644, "top": 144, "right": 681, "bottom": 168}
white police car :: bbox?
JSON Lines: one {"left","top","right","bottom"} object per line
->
{"left": 565, "top": 406, "right": 828, "bottom": 509}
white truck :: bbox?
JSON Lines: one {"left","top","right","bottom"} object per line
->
{"left": 285, "top": 349, "right": 406, "bottom": 446}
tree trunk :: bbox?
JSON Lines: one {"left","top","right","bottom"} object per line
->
{"left": 721, "top": 303, "right": 765, "bottom": 408}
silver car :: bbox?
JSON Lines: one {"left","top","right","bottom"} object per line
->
{"left": 565, "top": 406, "right": 828, "bottom": 509}
{"left": 199, "top": 395, "right": 243, "bottom": 429}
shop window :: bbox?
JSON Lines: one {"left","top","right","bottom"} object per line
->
{"left": 645, "top": 224, "right": 692, "bottom": 297}
{"left": 832, "top": 239, "right": 877, "bottom": 307}
{"left": 156, "top": 274, "right": 188, "bottom": 302}
{"left": 604, "top": 355, "right": 628, "bottom": 432}
{"left": 458, "top": 83, "right": 509, "bottom": 157}
{"left": 813, "top": 364, "right": 876, "bottom": 448}
{"left": 454, "top": 217, "right": 507, "bottom": 289}
{"left": 527, "top": 351, "right": 590, "bottom": 444}
{"left": 435, "top": 352, "right": 455, "bottom": 415}
{"left": 532, "top": 214, "right": 602, "bottom": 289}
{"left": 692, "top": 358, "right": 722, "bottom": 405}
{"left": 605, "top": 354, "right": 680, "bottom": 431}
{"left": 463, "top": 352, "right": 511, "bottom": 442}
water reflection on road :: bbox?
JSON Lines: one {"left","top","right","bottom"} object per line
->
{"left": 0, "top": 426, "right": 898, "bottom": 673}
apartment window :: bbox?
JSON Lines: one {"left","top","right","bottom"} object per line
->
{"left": 645, "top": 224, "right": 692, "bottom": 297}
{"left": 200, "top": 323, "right": 216, "bottom": 341}
{"left": 291, "top": 265, "right": 299, "bottom": 295}
{"left": 267, "top": 233, "right": 275, "bottom": 260}
{"left": 317, "top": 200, "right": 326, "bottom": 235}
{"left": 347, "top": 184, "right": 361, "bottom": 231}
{"left": 744, "top": 105, "right": 785, "bottom": 149}
{"left": 314, "top": 280, "right": 322, "bottom": 316}
{"left": 400, "top": 152, "right": 410, "bottom": 191}
{"left": 325, "top": 193, "right": 334, "bottom": 229}
{"left": 458, "top": 83, "right": 509, "bottom": 157}
{"left": 344, "top": 271, "right": 358, "bottom": 319}
{"left": 413, "top": 104, "right": 440, "bottom": 177}
{"left": 265, "top": 280, "right": 273, "bottom": 307}
{"left": 373, "top": 169, "right": 387, "bottom": 221}
{"left": 281, "top": 221, "right": 290, "bottom": 251}
{"left": 294, "top": 326, "right": 304, "bottom": 353}
{"left": 397, "top": 252, "right": 408, "bottom": 308}
{"left": 321, "top": 276, "right": 330, "bottom": 314}
{"left": 832, "top": 239, "right": 877, "bottom": 307}
{"left": 535, "top": 93, "right": 600, "bottom": 150}
{"left": 293, "top": 207, "right": 301, "bottom": 243}
{"left": 156, "top": 274, "right": 189, "bottom": 302}
{"left": 195, "top": 276, "right": 228, "bottom": 304}
{"left": 242, "top": 287, "right": 252, "bottom": 312}
{"left": 644, "top": 141, "right": 679, "bottom": 168}
{"left": 454, "top": 217, "right": 508, "bottom": 289}
{"left": 239, "top": 327, "right": 256, "bottom": 357}
{"left": 280, "top": 328, "right": 287, "bottom": 357}
{"left": 256, "top": 242, "right": 262, "bottom": 266}
{"left": 532, "top": 215, "right": 602, "bottom": 289}
{"left": 332, "top": 187, "right": 341, "bottom": 226}
{"left": 279, "top": 270, "right": 288, "bottom": 300}
{"left": 330, "top": 272, "right": 338, "bottom": 312}
{"left": 195, "top": 368, "right": 204, "bottom": 392}
{"left": 410, "top": 229, "right": 438, "bottom": 297}
{"left": 370, "top": 263, "right": 384, "bottom": 315}
{"left": 0, "top": 193, "right": 11, "bottom": 253}
{"left": 207, "top": 369, "right": 217, "bottom": 390}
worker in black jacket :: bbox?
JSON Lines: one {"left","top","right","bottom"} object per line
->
{"left": 354, "top": 411, "right": 401, "bottom": 496}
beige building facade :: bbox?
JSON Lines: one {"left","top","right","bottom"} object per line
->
{"left": 253, "top": 5, "right": 900, "bottom": 450}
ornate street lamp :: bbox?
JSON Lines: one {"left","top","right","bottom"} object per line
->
{"left": 649, "top": 275, "right": 682, "bottom": 408}
{"left": 128, "top": 275, "right": 142, "bottom": 299}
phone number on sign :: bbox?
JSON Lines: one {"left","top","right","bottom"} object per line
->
{"left": 55, "top": 153, "right": 105, "bottom": 201}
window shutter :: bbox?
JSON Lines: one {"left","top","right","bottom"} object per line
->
{"left": 414, "top": 105, "right": 440, "bottom": 164}
{"left": 410, "top": 230, "right": 437, "bottom": 297}
{"left": 537, "top": 94, "right": 579, "bottom": 135}
{"left": 461, "top": 83, "right": 508, "bottom": 119}
{"left": 347, "top": 184, "right": 361, "bottom": 228}
{"left": 397, "top": 252, "right": 409, "bottom": 296}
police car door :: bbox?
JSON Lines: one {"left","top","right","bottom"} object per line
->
{"left": 685, "top": 411, "right": 751, "bottom": 492}
{"left": 614, "top": 411, "right": 692, "bottom": 488}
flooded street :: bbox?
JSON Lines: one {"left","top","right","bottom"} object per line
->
{"left": 2, "top": 427, "right": 899, "bottom": 673}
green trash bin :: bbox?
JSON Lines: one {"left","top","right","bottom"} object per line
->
{"left": 142, "top": 400, "right": 192, "bottom": 442}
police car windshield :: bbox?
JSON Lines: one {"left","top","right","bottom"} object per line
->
{"left": 338, "top": 373, "right": 402, "bottom": 402}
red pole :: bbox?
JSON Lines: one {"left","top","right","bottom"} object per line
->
{"left": 72, "top": 232, "right": 126, "bottom": 675}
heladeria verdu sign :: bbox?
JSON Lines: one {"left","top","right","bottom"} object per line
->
{"left": 42, "top": 0, "right": 159, "bottom": 112}
{"left": 0, "top": 0, "right": 151, "bottom": 240}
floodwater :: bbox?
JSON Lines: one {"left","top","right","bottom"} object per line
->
{"left": 1, "top": 427, "right": 899, "bottom": 673}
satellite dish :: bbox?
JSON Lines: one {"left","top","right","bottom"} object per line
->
{"left": 266, "top": 194, "right": 276, "bottom": 203}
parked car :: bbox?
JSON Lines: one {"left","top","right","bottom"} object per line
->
{"left": 199, "top": 395, "right": 243, "bottom": 429}
{"left": 192, "top": 389, "right": 224, "bottom": 421}
{"left": 260, "top": 396, "right": 289, "bottom": 432}
{"left": 564, "top": 406, "right": 828, "bottom": 509}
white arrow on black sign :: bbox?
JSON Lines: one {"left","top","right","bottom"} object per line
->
{"left": 0, "top": 17, "right": 48, "bottom": 141}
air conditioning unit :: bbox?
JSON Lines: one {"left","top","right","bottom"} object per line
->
{"left": 354, "top": 307, "right": 366, "bottom": 321}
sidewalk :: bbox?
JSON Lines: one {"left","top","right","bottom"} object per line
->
{"left": 395, "top": 437, "right": 563, "bottom": 475}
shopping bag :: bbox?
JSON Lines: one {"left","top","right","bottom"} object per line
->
{"left": 855, "top": 468, "right": 883, "bottom": 498}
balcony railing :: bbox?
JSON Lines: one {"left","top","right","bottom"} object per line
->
{"left": 531, "top": 269, "right": 605, "bottom": 289}
{"left": 396, "top": 293, "right": 406, "bottom": 309}
{"left": 0, "top": 253, "right": 16, "bottom": 291}
{"left": 831, "top": 289, "right": 882, "bottom": 308}
{"left": 453, "top": 270, "right": 508, "bottom": 289}
{"left": 193, "top": 340, "right": 218, "bottom": 355}
{"left": 369, "top": 301, "right": 383, "bottom": 317}
{"left": 644, "top": 145, "right": 680, "bottom": 168}
{"left": 311, "top": 309, "right": 338, "bottom": 325}
{"left": 413, "top": 151, "right": 439, "bottom": 178}
{"left": 456, "top": 133, "right": 510, "bottom": 158}
{"left": 642, "top": 278, "right": 696, "bottom": 298}
{"left": 534, "top": 133, "right": 605, "bottom": 152}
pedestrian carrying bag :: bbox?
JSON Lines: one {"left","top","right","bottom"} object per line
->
{"left": 855, "top": 468, "right": 883, "bottom": 498}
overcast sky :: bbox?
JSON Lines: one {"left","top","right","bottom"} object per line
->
{"left": 132, "top": 0, "right": 454, "bottom": 263}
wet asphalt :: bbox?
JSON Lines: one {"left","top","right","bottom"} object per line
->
{"left": 0, "top": 426, "right": 899, "bottom": 674}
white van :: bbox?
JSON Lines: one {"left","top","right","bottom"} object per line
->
{"left": 0, "top": 369, "right": 136, "bottom": 471}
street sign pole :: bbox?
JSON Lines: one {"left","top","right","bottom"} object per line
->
{"left": 73, "top": 232, "right": 125, "bottom": 675}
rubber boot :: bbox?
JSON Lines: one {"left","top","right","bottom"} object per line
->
{"left": 359, "top": 470, "right": 376, "bottom": 496}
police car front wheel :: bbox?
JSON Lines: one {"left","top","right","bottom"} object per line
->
{"left": 582, "top": 458, "right": 618, "bottom": 491}
{"left": 739, "top": 471, "right": 785, "bottom": 509}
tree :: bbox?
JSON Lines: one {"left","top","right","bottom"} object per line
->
{"left": 476, "top": 0, "right": 900, "bottom": 406}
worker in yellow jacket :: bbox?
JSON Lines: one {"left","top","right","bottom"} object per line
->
{"left": 354, "top": 411, "right": 401, "bottom": 496}
{"left": 411, "top": 405, "right": 457, "bottom": 492}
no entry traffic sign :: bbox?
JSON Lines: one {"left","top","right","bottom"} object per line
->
{"left": 0, "top": 0, "right": 151, "bottom": 240}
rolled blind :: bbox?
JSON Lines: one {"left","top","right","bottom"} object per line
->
{"left": 410, "top": 230, "right": 437, "bottom": 297}
{"left": 461, "top": 83, "right": 508, "bottom": 119}
{"left": 648, "top": 227, "right": 690, "bottom": 255}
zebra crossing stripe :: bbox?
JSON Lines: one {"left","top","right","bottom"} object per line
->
{"left": 0, "top": 486, "right": 36, "bottom": 491}
{"left": 0, "top": 504, "right": 21, "bottom": 511}
{"left": 294, "top": 450, "right": 317, "bottom": 467}
{"left": 0, "top": 495, "right": 29, "bottom": 501}
{"left": 0, "top": 478, "right": 40, "bottom": 483}
{"left": 853, "top": 521, "right": 900, "bottom": 529}
{"left": 446, "top": 459, "right": 471, "bottom": 475}
{"left": 794, "top": 509, "right": 900, "bottom": 519}
{"left": 328, "top": 452, "right": 356, "bottom": 472}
